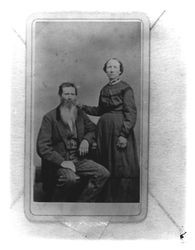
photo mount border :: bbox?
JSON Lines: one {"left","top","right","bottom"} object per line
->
{"left": 24, "top": 12, "right": 150, "bottom": 222}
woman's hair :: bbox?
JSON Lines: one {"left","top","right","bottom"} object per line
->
{"left": 58, "top": 82, "right": 78, "bottom": 96}
{"left": 103, "top": 58, "right": 124, "bottom": 75}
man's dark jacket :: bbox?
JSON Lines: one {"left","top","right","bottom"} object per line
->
{"left": 37, "top": 106, "right": 96, "bottom": 193}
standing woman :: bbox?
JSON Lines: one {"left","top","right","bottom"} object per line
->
{"left": 82, "top": 58, "right": 140, "bottom": 202}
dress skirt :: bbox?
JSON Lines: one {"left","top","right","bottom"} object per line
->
{"left": 96, "top": 112, "right": 140, "bottom": 202}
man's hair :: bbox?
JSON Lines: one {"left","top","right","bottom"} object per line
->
{"left": 103, "top": 58, "right": 124, "bottom": 75}
{"left": 58, "top": 82, "right": 78, "bottom": 96}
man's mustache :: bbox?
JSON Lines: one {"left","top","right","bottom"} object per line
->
{"left": 61, "top": 99, "right": 76, "bottom": 108}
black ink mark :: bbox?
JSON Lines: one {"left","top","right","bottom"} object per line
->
{"left": 180, "top": 232, "right": 186, "bottom": 239}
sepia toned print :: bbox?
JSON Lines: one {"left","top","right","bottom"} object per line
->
{"left": 25, "top": 12, "right": 150, "bottom": 221}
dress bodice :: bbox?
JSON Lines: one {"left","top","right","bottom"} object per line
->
{"left": 99, "top": 81, "right": 131, "bottom": 112}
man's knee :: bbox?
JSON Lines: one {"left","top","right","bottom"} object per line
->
{"left": 100, "top": 166, "right": 110, "bottom": 180}
{"left": 56, "top": 168, "right": 77, "bottom": 187}
{"left": 91, "top": 161, "right": 110, "bottom": 180}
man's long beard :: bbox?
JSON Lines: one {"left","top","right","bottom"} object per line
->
{"left": 60, "top": 101, "right": 78, "bottom": 132}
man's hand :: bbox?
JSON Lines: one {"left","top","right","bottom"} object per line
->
{"left": 117, "top": 136, "right": 127, "bottom": 149}
{"left": 79, "top": 139, "right": 89, "bottom": 156}
{"left": 57, "top": 168, "right": 80, "bottom": 187}
{"left": 60, "top": 161, "right": 76, "bottom": 172}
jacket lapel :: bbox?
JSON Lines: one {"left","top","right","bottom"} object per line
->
{"left": 75, "top": 109, "right": 84, "bottom": 143}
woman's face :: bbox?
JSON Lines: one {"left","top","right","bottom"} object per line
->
{"left": 105, "top": 59, "right": 121, "bottom": 80}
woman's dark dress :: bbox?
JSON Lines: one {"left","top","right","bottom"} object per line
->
{"left": 83, "top": 80, "right": 140, "bottom": 202}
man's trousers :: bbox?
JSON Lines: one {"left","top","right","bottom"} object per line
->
{"left": 52, "top": 159, "right": 110, "bottom": 202}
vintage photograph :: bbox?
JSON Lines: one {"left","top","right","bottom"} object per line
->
{"left": 25, "top": 12, "right": 149, "bottom": 219}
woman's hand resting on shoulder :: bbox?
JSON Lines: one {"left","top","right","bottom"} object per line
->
{"left": 76, "top": 100, "right": 83, "bottom": 109}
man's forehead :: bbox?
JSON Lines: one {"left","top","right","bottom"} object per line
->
{"left": 62, "top": 86, "right": 76, "bottom": 94}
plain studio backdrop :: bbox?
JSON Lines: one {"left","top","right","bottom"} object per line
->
{"left": 33, "top": 21, "right": 142, "bottom": 167}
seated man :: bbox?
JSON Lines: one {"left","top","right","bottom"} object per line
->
{"left": 37, "top": 82, "right": 110, "bottom": 202}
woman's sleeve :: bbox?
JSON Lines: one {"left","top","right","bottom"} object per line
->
{"left": 120, "top": 87, "right": 137, "bottom": 138}
{"left": 82, "top": 92, "right": 104, "bottom": 116}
